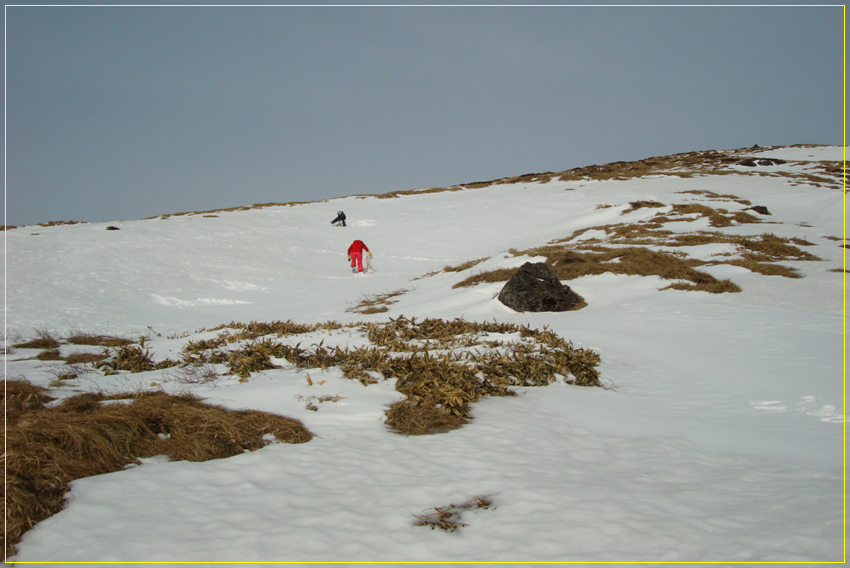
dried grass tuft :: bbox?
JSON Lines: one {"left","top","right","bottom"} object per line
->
{"left": 4, "top": 383, "right": 311, "bottom": 558}
{"left": 453, "top": 247, "right": 733, "bottom": 293}
{"left": 443, "top": 258, "right": 488, "bottom": 272}
{"left": 13, "top": 333, "right": 60, "bottom": 350}
{"left": 452, "top": 267, "right": 519, "bottom": 289}
{"left": 348, "top": 289, "right": 410, "bottom": 315}
{"left": 413, "top": 495, "right": 493, "bottom": 532}
{"left": 4, "top": 378, "right": 55, "bottom": 419}
{"left": 36, "top": 348, "right": 64, "bottom": 361}
{"left": 63, "top": 352, "right": 109, "bottom": 365}
{"left": 622, "top": 200, "right": 666, "bottom": 214}
{"left": 66, "top": 334, "right": 135, "bottom": 347}
{"left": 385, "top": 395, "right": 468, "bottom": 435}
{"left": 96, "top": 345, "right": 179, "bottom": 374}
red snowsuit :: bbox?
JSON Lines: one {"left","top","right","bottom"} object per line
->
{"left": 347, "top": 240, "right": 371, "bottom": 273}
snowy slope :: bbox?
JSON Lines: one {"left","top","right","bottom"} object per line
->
{"left": 4, "top": 145, "right": 846, "bottom": 564}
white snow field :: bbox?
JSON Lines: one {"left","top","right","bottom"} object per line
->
{"left": 4, "top": 145, "right": 846, "bottom": 565}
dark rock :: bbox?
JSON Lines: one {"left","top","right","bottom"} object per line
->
{"left": 497, "top": 262, "right": 582, "bottom": 312}
{"left": 748, "top": 205, "right": 771, "bottom": 215}
{"left": 106, "top": 226, "right": 120, "bottom": 231}
{"left": 740, "top": 157, "right": 786, "bottom": 167}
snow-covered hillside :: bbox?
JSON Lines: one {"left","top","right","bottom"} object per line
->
{"left": 5, "top": 145, "right": 846, "bottom": 564}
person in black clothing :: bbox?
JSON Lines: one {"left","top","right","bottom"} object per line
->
{"left": 331, "top": 211, "right": 347, "bottom": 227}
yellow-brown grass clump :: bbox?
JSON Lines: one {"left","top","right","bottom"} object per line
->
{"left": 179, "top": 317, "right": 602, "bottom": 435}
{"left": 348, "top": 288, "right": 410, "bottom": 314}
{"left": 4, "top": 382, "right": 312, "bottom": 559}
{"left": 453, "top": 247, "right": 741, "bottom": 294}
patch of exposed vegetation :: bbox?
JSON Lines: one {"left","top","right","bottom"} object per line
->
{"left": 137, "top": 145, "right": 839, "bottom": 223}
{"left": 451, "top": 146, "right": 842, "bottom": 192}
{"left": 62, "top": 352, "right": 109, "bottom": 365}
{"left": 36, "top": 220, "right": 83, "bottom": 227}
{"left": 443, "top": 257, "right": 488, "bottom": 272}
{"left": 0, "top": 320, "right": 589, "bottom": 552}
{"left": 36, "top": 349, "right": 65, "bottom": 361}
{"left": 453, "top": 247, "right": 740, "bottom": 293}
{"left": 147, "top": 199, "right": 315, "bottom": 220}
{"left": 677, "top": 189, "right": 753, "bottom": 206}
{"left": 348, "top": 288, "right": 411, "bottom": 314}
{"left": 644, "top": 202, "right": 762, "bottom": 228}
{"left": 13, "top": 332, "right": 61, "bottom": 350}
{"left": 413, "top": 258, "right": 490, "bottom": 281}
{"left": 450, "top": 207, "right": 820, "bottom": 292}
{"left": 467, "top": 148, "right": 776, "bottom": 187}
{"left": 66, "top": 334, "right": 136, "bottom": 347}
{"left": 4, "top": 381, "right": 312, "bottom": 558}
{"left": 11, "top": 333, "right": 138, "bottom": 366}
{"left": 413, "top": 495, "right": 494, "bottom": 532}
{"left": 80, "top": 318, "right": 601, "bottom": 435}
{"left": 95, "top": 345, "right": 179, "bottom": 374}
{"left": 773, "top": 161, "right": 847, "bottom": 190}
{"left": 194, "top": 320, "right": 342, "bottom": 342}
{"left": 450, "top": 267, "right": 529, "bottom": 290}
{"left": 367, "top": 186, "right": 466, "bottom": 199}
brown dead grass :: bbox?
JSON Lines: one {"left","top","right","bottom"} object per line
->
{"left": 95, "top": 345, "right": 179, "bottom": 374}
{"left": 148, "top": 200, "right": 315, "bottom": 220}
{"left": 443, "top": 257, "right": 488, "bottom": 272}
{"left": 367, "top": 147, "right": 811, "bottom": 200}
{"left": 413, "top": 495, "right": 493, "bottom": 532}
{"left": 13, "top": 335, "right": 60, "bottom": 350}
{"left": 348, "top": 289, "right": 410, "bottom": 315}
{"left": 63, "top": 352, "right": 110, "bottom": 365}
{"left": 774, "top": 164, "right": 846, "bottom": 190}
{"left": 733, "top": 233, "right": 820, "bottom": 262}
{"left": 66, "top": 334, "right": 135, "bottom": 347}
{"left": 222, "top": 320, "right": 332, "bottom": 341}
{"left": 5, "top": 383, "right": 312, "bottom": 558}
{"left": 386, "top": 393, "right": 469, "bottom": 435}
{"left": 452, "top": 267, "right": 519, "bottom": 289}
{"left": 622, "top": 201, "right": 666, "bottom": 214}
{"left": 728, "top": 259, "right": 802, "bottom": 278}
{"left": 186, "top": 317, "right": 601, "bottom": 435}
{"left": 453, "top": 247, "right": 740, "bottom": 293}
{"left": 36, "top": 349, "right": 65, "bottom": 361}
{"left": 677, "top": 189, "right": 752, "bottom": 206}
{"left": 364, "top": 318, "right": 601, "bottom": 434}
{"left": 37, "top": 220, "right": 83, "bottom": 227}
{"left": 371, "top": 186, "right": 465, "bottom": 199}
{"left": 5, "top": 378, "right": 56, "bottom": 418}
{"left": 451, "top": 223, "right": 820, "bottom": 292}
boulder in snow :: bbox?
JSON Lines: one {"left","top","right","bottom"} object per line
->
{"left": 497, "top": 262, "right": 582, "bottom": 312}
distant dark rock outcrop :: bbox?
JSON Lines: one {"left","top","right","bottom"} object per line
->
{"left": 748, "top": 205, "right": 772, "bottom": 215}
{"left": 738, "top": 157, "right": 787, "bottom": 167}
{"left": 758, "top": 158, "right": 787, "bottom": 166}
{"left": 106, "top": 226, "right": 120, "bottom": 231}
{"left": 497, "top": 262, "right": 583, "bottom": 312}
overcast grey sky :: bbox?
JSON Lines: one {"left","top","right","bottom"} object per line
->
{"left": 5, "top": 6, "right": 844, "bottom": 226}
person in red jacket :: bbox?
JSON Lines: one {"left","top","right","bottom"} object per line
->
{"left": 347, "top": 240, "right": 372, "bottom": 273}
